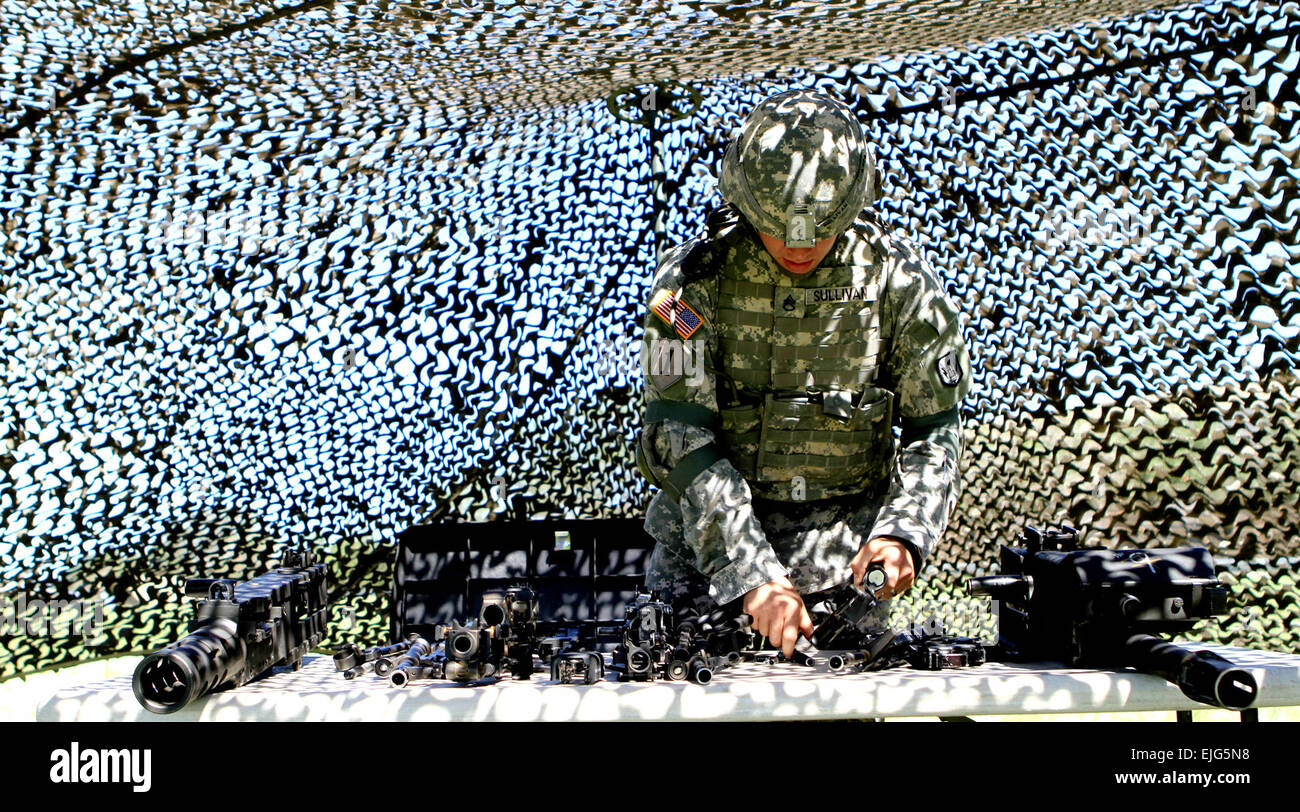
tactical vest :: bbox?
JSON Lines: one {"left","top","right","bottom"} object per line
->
{"left": 708, "top": 218, "right": 896, "bottom": 502}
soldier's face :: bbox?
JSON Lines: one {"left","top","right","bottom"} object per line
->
{"left": 757, "top": 231, "right": 839, "bottom": 275}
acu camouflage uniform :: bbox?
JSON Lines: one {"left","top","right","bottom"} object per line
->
{"left": 635, "top": 91, "right": 971, "bottom": 622}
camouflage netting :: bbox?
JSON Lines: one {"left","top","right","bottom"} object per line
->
{"left": 1, "top": 0, "right": 1298, "bottom": 680}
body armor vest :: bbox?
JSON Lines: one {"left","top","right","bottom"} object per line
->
{"left": 709, "top": 220, "right": 895, "bottom": 502}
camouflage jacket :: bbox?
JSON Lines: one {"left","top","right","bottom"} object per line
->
{"left": 637, "top": 203, "right": 972, "bottom": 605}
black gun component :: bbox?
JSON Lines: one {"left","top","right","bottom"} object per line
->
{"left": 611, "top": 592, "right": 677, "bottom": 681}
{"left": 728, "top": 563, "right": 888, "bottom": 656}
{"left": 967, "top": 525, "right": 1257, "bottom": 709}
{"left": 434, "top": 585, "right": 541, "bottom": 683}
{"left": 807, "top": 563, "right": 889, "bottom": 650}
{"left": 480, "top": 585, "right": 538, "bottom": 680}
{"left": 439, "top": 620, "right": 500, "bottom": 682}
{"left": 551, "top": 651, "right": 604, "bottom": 684}
{"left": 824, "top": 629, "right": 901, "bottom": 673}
{"left": 389, "top": 649, "right": 446, "bottom": 687}
{"left": 133, "top": 548, "right": 328, "bottom": 714}
{"left": 534, "top": 620, "right": 624, "bottom": 663}
{"left": 334, "top": 635, "right": 417, "bottom": 673}
{"left": 342, "top": 661, "right": 377, "bottom": 680}
{"left": 606, "top": 591, "right": 742, "bottom": 683}
{"left": 373, "top": 637, "right": 426, "bottom": 676}
{"left": 389, "top": 664, "right": 445, "bottom": 686}
{"left": 687, "top": 653, "right": 736, "bottom": 684}
{"left": 885, "top": 630, "right": 987, "bottom": 671}
{"left": 1124, "top": 634, "right": 1257, "bottom": 710}
{"left": 823, "top": 627, "right": 988, "bottom": 673}
{"left": 345, "top": 587, "right": 624, "bottom": 687}
{"left": 665, "top": 604, "right": 755, "bottom": 682}
{"left": 386, "top": 637, "right": 437, "bottom": 687}
{"left": 826, "top": 650, "right": 869, "bottom": 673}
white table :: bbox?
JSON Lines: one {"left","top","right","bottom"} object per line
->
{"left": 36, "top": 644, "right": 1300, "bottom": 722}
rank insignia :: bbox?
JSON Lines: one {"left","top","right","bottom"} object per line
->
{"left": 937, "top": 350, "right": 962, "bottom": 386}
{"left": 650, "top": 288, "right": 703, "bottom": 340}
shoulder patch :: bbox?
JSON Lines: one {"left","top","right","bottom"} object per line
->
{"left": 651, "top": 288, "right": 704, "bottom": 340}
{"left": 936, "top": 350, "right": 962, "bottom": 386}
{"left": 651, "top": 369, "right": 684, "bottom": 392}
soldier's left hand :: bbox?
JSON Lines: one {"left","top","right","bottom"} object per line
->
{"left": 849, "top": 537, "right": 916, "bottom": 598}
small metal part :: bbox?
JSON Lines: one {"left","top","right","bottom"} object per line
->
{"left": 864, "top": 562, "right": 887, "bottom": 594}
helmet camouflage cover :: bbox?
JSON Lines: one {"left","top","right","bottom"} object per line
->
{"left": 718, "top": 89, "right": 875, "bottom": 246}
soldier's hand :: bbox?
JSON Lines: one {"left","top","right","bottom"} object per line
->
{"left": 850, "top": 537, "right": 916, "bottom": 598}
{"left": 742, "top": 577, "right": 814, "bottom": 658}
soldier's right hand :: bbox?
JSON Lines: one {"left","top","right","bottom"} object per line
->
{"left": 742, "top": 577, "right": 814, "bottom": 659}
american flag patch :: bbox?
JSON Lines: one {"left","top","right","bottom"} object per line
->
{"left": 650, "top": 288, "right": 703, "bottom": 340}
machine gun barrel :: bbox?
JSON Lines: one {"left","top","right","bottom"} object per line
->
{"left": 965, "top": 575, "right": 1031, "bottom": 602}
{"left": 1124, "top": 634, "right": 1258, "bottom": 711}
{"left": 133, "top": 549, "right": 328, "bottom": 714}
{"left": 133, "top": 621, "right": 244, "bottom": 714}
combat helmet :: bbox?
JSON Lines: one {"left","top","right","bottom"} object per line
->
{"left": 718, "top": 89, "right": 875, "bottom": 247}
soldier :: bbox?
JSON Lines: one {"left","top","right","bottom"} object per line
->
{"left": 636, "top": 89, "right": 971, "bottom": 658}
